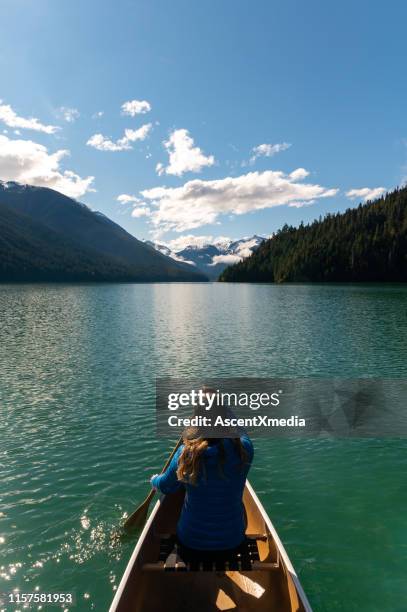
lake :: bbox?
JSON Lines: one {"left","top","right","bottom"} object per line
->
{"left": 0, "top": 283, "right": 406, "bottom": 612}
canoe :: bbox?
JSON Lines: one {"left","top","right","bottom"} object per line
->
{"left": 110, "top": 482, "right": 312, "bottom": 611}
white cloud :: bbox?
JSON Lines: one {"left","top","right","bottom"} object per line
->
{"left": 210, "top": 237, "right": 263, "bottom": 264}
{"left": 288, "top": 168, "right": 309, "bottom": 181}
{"left": 123, "top": 124, "right": 152, "bottom": 142}
{"left": 0, "top": 101, "right": 59, "bottom": 134}
{"left": 0, "top": 134, "right": 94, "bottom": 198}
{"left": 117, "top": 193, "right": 142, "bottom": 204}
{"left": 87, "top": 133, "right": 128, "bottom": 152}
{"left": 287, "top": 200, "right": 315, "bottom": 208}
{"left": 156, "top": 129, "right": 215, "bottom": 176}
{"left": 236, "top": 248, "right": 252, "bottom": 258}
{"left": 117, "top": 193, "right": 150, "bottom": 218}
{"left": 210, "top": 254, "right": 242, "bottom": 266}
{"left": 250, "top": 142, "right": 291, "bottom": 164}
{"left": 131, "top": 206, "right": 151, "bottom": 218}
{"left": 92, "top": 111, "right": 104, "bottom": 119}
{"left": 121, "top": 99, "right": 151, "bottom": 116}
{"left": 58, "top": 107, "right": 80, "bottom": 123}
{"left": 87, "top": 124, "right": 152, "bottom": 151}
{"left": 346, "top": 187, "right": 386, "bottom": 202}
{"left": 141, "top": 168, "right": 338, "bottom": 233}
{"left": 233, "top": 237, "right": 263, "bottom": 258}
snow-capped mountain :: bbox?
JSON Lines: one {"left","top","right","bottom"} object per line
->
{"left": 145, "top": 235, "right": 265, "bottom": 279}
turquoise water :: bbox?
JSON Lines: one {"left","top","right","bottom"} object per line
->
{"left": 0, "top": 283, "right": 406, "bottom": 612}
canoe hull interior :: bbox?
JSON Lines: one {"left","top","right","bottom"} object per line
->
{"left": 111, "top": 483, "right": 312, "bottom": 612}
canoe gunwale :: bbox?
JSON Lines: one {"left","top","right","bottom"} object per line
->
{"left": 110, "top": 481, "right": 313, "bottom": 612}
{"left": 109, "top": 497, "right": 162, "bottom": 612}
{"left": 245, "top": 481, "right": 313, "bottom": 612}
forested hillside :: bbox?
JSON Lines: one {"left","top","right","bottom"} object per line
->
{"left": 219, "top": 187, "right": 407, "bottom": 283}
{"left": 0, "top": 202, "right": 145, "bottom": 281}
{"left": 0, "top": 182, "right": 207, "bottom": 282}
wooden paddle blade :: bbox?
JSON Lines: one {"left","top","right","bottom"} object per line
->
{"left": 123, "top": 437, "right": 182, "bottom": 533}
{"left": 123, "top": 498, "right": 150, "bottom": 531}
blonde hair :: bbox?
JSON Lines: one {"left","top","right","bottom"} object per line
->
{"left": 177, "top": 436, "right": 209, "bottom": 485}
{"left": 177, "top": 432, "right": 249, "bottom": 486}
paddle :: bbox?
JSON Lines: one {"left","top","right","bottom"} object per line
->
{"left": 123, "top": 437, "right": 183, "bottom": 532}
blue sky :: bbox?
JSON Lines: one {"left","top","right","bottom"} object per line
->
{"left": 1, "top": 0, "right": 406, "bottom": 250}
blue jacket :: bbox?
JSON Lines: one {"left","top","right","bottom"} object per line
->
{"left": 151, "top": 436, "right": 253, "bottom": 550}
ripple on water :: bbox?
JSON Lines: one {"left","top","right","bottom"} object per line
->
{"left": 0, "top": 284, "right": 407, "bottom": 611}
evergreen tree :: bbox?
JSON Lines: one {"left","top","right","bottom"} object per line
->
{"left": 219, "top": 187, "right": 407, "bottom": 283}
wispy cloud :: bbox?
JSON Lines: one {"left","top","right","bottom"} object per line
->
{"left": 0, "top": 134, "right": 94, "bottom": 198}
{"left": 92, "top": 111, "right": 104, "bottom": 119}
{"left": 156, "top": 129, "right": 215, "bottom": 176}
{"left": 121, "top": 99, "right": 151, "bottom": 116}
{"left": 117, "top": 193, "right": 151, "bottom": 218}
{"left": 0, "top": 101, "right": 59, "bottom": 134}
{"left": 248, "top": 142, "right": 291, "bottom": 165}
{"left": 346, "top": 187, "right": 386, "bottom": 202}
{"left": 58, "top": 107, "right": 80, "bottom": 123}
{"left": 141, "top": 168, "right": 338, "bottom": 234}
{"left": 87, "top": 124, "right": 152, "bottom": 151}
{"left": 117, "top": 193, "right": 142, "bottom": 204}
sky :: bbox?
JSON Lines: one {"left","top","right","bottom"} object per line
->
{"left": 1, "top": 0, "right": 406, "bottom": 250}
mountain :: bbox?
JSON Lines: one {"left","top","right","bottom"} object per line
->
{"left": 146, "top": 235, "right": 265, "bottom": 280}
{"left": 219, "top": 187, "right": 407, "bottom": 283}
{"left": 0, "top": 182, "right": 207, "bottom": 282}
{"left": 0, "top": 200, "right": 143, "bottom": 281}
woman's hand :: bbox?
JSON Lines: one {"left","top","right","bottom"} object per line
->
{"left": 150, "top": 474, "right": 159, "bottom": 489}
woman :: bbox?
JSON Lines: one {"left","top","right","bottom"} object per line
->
{"left": 150, "top": 432, "right": 253, "bottom": 553}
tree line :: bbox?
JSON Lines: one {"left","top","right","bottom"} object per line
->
{"left": 219, "top": 187, "right": 407, "bottom": 283}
